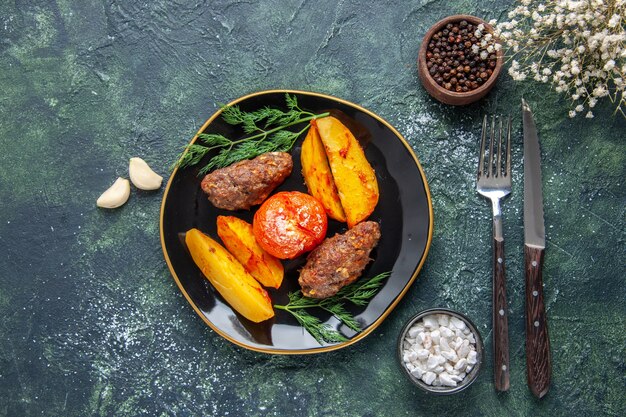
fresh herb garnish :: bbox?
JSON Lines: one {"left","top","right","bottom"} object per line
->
{"left": 274, "top": 271, "right": 391, "bottom": 344}
{"left": 176, "top": 93, "right": 330, "bottom": 175}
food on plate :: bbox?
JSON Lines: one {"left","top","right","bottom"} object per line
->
{"left": 298, "top": 220, "right": 381, "bottom": 298}
{"left": 200, "top": 152, "right": 293, "bottom": 210}
{"left": 185, "top": 228, "right": 274, "bottom": 323}
{"left": 300, "top": 122, "right": 347, "bottom": 222}
{"left": 216, "top": 215, "right": 284, "bottom": 289}
{"left": 315, "top": 116, "right": 379, "bottom": 228}
{"left": 175, "top": 93, "right": 330, "bottom": 174}
{"left": 96, "top": 177, "right": 131, "bottom": 208}
{"left": 253, "top": 191, "right": 328, "bottom": 259}
{"left": 129, "top": 157, "right": 163, "bottom": 190}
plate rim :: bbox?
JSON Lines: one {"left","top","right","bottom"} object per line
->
{"left": 159, "top": 89, "right": 434, "bottom": 354}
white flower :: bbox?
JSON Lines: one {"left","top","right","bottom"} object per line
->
{"left": 604, "top": 60, "right": 616, "bottom": 71}
{"left": 585, "top": 111, "right": 594, "bottom": 118}
{"left": 495, "top": 0, "right": 626, "bottom": 118}
{"left": 569, "top": 110, "right": 577, "bottom": 118}
{"left": 592, "top": 85, "right": 608, "bottom": 97}
{"left": 480, "top": 50, "right": 489, "bottom": 60}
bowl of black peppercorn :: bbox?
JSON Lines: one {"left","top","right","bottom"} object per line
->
{"left": 418, "top": 15, "right": 503, "bottom": 105}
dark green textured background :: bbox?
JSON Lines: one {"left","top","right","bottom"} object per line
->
{"left": 1, "top": 1, "right": 624, "bottom": 416}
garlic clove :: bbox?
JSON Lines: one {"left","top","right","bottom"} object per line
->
{"left": 97, "top": 177, "right": 131, "bottom": 208}
{"left": 129, "top": 157, "right": 163, "bottom": 190}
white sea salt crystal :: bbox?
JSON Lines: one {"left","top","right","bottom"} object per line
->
{"left": 406, "top": 350, "right": 418, "bottom": 362}
{"left": 450, "top": 317, "right": 466, "bottom": 330}
{"left": 457, "top": 344, "right": 470, "bottom": 359}
{"left": 423, "top": 335, "right": 432, "bottom": 349}
{"left": 467, "top": 350, "right": 478, "bottom": 365}
{"left": 437, "top": 314, "right": 450, "bottom": 326}
{"left": 411, "top": 367, "right": 423, "bottom": 379}
{"left": 416, "top": 332, "right": 427, "bottom": 344}
{"left": 441, "top": 350, "right": 457, "bottom": 362}
{"left": 440, "top": 326, "right": 453, "bottom": 338}
{"left": 444, "top": 363, "right": 455, "bottom": 373}
{"left": 455, "top": 358, "right": 468, "bottom": 370}
{"left": 426, "top": 355, "right": 440, "bottom": 370}
{"left": 422, "top": 372, "right": 436, "bottom": 385}
{"left": 439, "top": 372, "right": 457, "bottom": 387}
{"left": 423, "top": 315, "right": 438, "bottom": 329}
{"left": 450, "top": 374, "right": 464, "bottom": 382}
{"left": 431, "top": 329, "right": 440, "bottom": 345}
{"left": 440, "top": 337, "right": 451, "bottom": 352}
{"left": 434, "top": 365, "right": 445, "bottom": 374}
{"left": 416, "top": 349, "right": 429, "bottom": 360}
{"left": 408, "top": 327, "right": 421, "bottom": 338}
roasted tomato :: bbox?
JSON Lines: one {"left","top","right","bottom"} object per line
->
{"left": 253, "top": 191, "right": 328, "bottom": 259}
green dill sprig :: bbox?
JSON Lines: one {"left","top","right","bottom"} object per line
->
{"left": 274, "top": 271, "right": 391, "bottom": 345}
{"left": 175, "top": 93, "right": 329, "bottom": 175}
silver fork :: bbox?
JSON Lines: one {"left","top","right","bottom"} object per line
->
{"left": 477, "top": 115, "right": 512, "bottom": 392}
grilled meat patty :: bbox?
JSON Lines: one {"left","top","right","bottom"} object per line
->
{"left": 201, "top": 152, "right": 293, "bottom": 210}
{"left": 299, "top": 221, "right": 381, "bottom": 299}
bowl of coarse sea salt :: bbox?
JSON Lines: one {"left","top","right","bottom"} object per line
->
{"left": 397, "top": 308, "right": 484, "bottom": 394}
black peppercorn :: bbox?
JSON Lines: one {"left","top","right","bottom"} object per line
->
{"left": 424, "top": 19, "right": 497, "bottom": 93}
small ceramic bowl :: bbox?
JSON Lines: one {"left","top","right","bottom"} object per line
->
{"left": 397, "top": 308, "right": 484, "bottom": 395}
{"left": 417, "top": 15, "right": 503, "bottom": 105}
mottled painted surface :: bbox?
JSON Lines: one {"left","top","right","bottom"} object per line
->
{"left": 0, "top": 1, "right": 624, "bottom": 416}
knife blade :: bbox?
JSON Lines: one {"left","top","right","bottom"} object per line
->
{"left": 522, "top": 98, "right": 552, "bottom": 399}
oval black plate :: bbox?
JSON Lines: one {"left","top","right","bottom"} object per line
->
{"left": 160, "top": 90, "right": 433, "bottom": 354}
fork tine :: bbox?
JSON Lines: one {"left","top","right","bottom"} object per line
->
{"left": 506, "top": 116, "right": 512, "bottom": 177}
{"left": 497, "top": 117, "right": 503, "bottom": 177}
{"left": 488, "top": 116, "right": 495, "bottom": 177}
{"left": 478, "top": 115, "right": 487, "bottom": 177}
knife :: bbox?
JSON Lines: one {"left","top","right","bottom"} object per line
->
{"left": 522, "top": 99, "right": 552, "bottom": 398}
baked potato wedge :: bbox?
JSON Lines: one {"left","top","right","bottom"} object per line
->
{"left": 315, "top": 116, "right": 379, "bottom": 228}
{"left": 216, "top": 215, "right": 284, "bottom": 288}
{"left": 185, "top": 228, "right": 274, "bottom": 323}
{"left": 301, "top": 122, "right": 347, "bottom": 222}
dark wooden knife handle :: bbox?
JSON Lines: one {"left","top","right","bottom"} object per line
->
{"left": 524, "top": 245, "right": 551, "bottom": 398}
{"left": 493, "top": 238, "right": 510, "bottom": 391}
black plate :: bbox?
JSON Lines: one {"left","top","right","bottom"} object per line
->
{"left": 160, "top": 90, "right": 433, "bottom": 354}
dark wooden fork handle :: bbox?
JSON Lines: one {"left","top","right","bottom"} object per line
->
{"left": 524, "top": 245, "right": 551, "bottom": 398}
{"left": 493, "top": 238, "right": 510, "bottom": 391}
